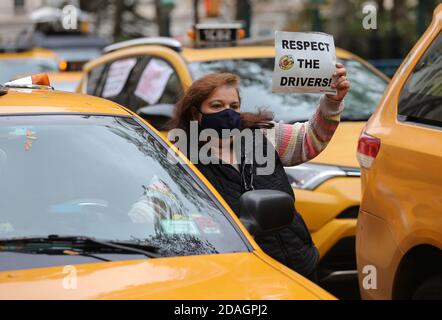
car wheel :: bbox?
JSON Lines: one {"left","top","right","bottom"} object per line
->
{"left": 412, "top": 275, "right": 442, "bottom": 300}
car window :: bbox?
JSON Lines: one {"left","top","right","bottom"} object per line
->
{"left": 189, "top": 57, "right": 388, "bottom": 122}
{"left": 398, "top": 32, "right": 442, "bottom": 127}
{"left": 0, "top": 115, "right": 248, "bottom": 257}
{"left": 86, "top": 63, "right": 105, "bottom": 95}
{"left": 87, "top": 56, "right": 183, "bottom": 129}
{"left": 0, "top": 58, "right": 59, "bottom": 84}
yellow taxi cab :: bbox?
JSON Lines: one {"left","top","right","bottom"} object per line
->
{"left": 0, "top": 48, "right": 60, "bottom": 84}
{"left": 28, "top": 24, "right": 108, "bottom": 93}
{"left": 0, "top": 74, "right": 334, "bottom": 300}
{"left": 356, "top": 4, "right": 442, "bottom": 300}
{"left": 76, "top": 24, "right": 389, "bottom": 296}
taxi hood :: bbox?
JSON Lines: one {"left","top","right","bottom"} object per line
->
{"left": 0, "top": 252, "right": 333, "bottom": 300}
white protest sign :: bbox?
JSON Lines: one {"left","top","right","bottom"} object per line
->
{"left": 102, "top": 58, "right": 137, "bottom": 98}
{"left": 135, "top": 58, "right": 174, "bottom": 105}
{"left": 272, "top": 31, "right": 337, "bottom": 94}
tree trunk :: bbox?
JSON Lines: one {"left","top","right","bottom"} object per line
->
{"left": 194, "top": 0, "right": 200, "bottom": 25}
{"left": 235, "top": 0, "right": 252, "bottom": 38}
{"left": 327, "top": 0, "right": 351, "bottom": 49}
{"left": 113, "top": 0, "right": 124, "bottom": 39}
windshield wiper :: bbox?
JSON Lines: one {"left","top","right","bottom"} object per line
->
{"left": 0, "top": 235, "right": 161, "bottom": 259}
{"left": 285, "top": 118, "right": 309, "bottom": 124}
{"left": 284, "top": 115, "right": 370, "bottom": 123}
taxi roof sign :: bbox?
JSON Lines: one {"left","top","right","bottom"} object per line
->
{"left": 193, "top": 22, "right": 244, "bottom": 48}
{"left": 4, "top": 73, "right": 53, "bottom": 90}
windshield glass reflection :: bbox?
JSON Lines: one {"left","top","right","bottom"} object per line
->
{"left": 0, "top": 115, "right": 247, "bottom": 257}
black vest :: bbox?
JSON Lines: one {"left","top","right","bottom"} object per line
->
{"left": 195, "top": 132, "right": 319, "bottom": 277}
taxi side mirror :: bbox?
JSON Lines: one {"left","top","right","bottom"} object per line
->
{"left": 239, "top": 190, "right": 294, "bottom": 237}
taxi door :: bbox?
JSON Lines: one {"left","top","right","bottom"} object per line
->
{"left": 360, "top": 9, "right": 442, "bottom": 226}
{"left": 78, "top": 45, "right": 192, "bottom": 132}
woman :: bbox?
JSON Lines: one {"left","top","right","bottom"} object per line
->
{"left": 168, "top": 63, "right": 350, "bottom": 281}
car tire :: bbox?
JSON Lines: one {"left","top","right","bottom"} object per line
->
{"left": 412, "top": 275, "right": 442, "bottom": 300}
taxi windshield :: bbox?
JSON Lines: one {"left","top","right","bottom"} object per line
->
{"left": 0, "top": 58, "right": 59, "bottom": 84}
{"left": 189, "top": 57, "right": 388, "bottom": 122}
{"left": 0, "top": 115, "right": 247, "bottom": 257}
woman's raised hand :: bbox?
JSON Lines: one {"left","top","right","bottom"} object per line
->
{"left": 326, "top": 63, "right": 350, "bottom": 102}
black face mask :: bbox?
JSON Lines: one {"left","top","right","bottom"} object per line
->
{"left": 199, "top": 108, "right": 241, "bottom": 136}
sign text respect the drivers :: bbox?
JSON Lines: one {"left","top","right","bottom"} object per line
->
{"left": 272, "top": 31, "right": 337, "bottom": 94}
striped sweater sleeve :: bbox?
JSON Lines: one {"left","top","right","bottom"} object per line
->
{"left": 272, "top": 95, "right": 344, "bottom": 167}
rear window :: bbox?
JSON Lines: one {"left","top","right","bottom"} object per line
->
{"left": 86, "top": 56, "right": 182, "bottom": 129}
{"left": 398, "top": 32, "right": 442, "bottom": 127}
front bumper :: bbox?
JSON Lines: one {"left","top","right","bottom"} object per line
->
{"left": 294, "top": 176, "right": 360, "bottom": 257}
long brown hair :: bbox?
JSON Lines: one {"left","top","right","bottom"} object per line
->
{"left": 167, "top": 72, "right": 274, "bottom": 133}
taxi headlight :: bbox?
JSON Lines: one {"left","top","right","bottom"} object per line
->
{"left": 284, "top": 163, "right": 360, "bottom": 190}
